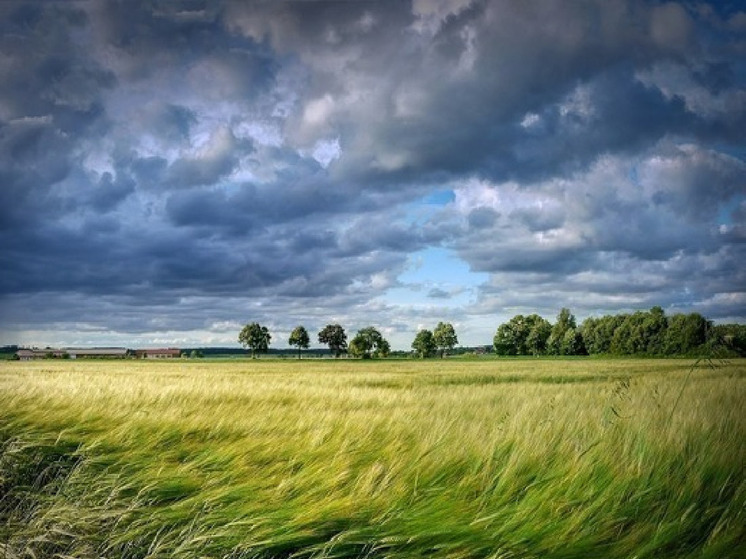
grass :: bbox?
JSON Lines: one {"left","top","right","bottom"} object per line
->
{"left": 0, "top": 358, "right": 744, "bottom": 558}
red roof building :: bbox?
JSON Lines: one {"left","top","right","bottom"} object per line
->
{"left": 134, "top": 348, "right": 181, "bottom": 359}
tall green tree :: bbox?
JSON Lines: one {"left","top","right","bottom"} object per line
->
{"left": 238, "top": 322, "right": 271, "bottom": 358}
{"left": 548, "top": 308, "right": 577, "bottom": 355}
{"left": 493, "top": 315, "right": 525, "bottom": 356}
{"left": 711, "top": 323, "right": 746, "bottom": 356}
{"left": 349, "top": 327, "right": 390, "bottom": 359}
{"left": 643, "top": 306, "right": 668, "bottom": 354}
{"left": 580, "top": 316, "right": 619, "bottom": 355}
{"left": 318, "top": 324, "right": 347, "bottom": 357}
{"left": 288, "top": 325, "right": 310, "bottom": 359}
{"left": 561, "top": 328, "right": 586, "bottom": 356}
{"left": 580, "top": 317, "right": 600, "bottom": 354}
{"left": 581, "top": 314, "right": 627, "bottom": 355}
{"left": 525, "top": 315, "right": 552, "bottom": 355}
{"left": 374, "top": 338, "right": 391, "bottom": 359}
{"left": 494, "top": 314, "right": 552, "bottom": 356}
{"left": 664, "top": 313, "right": 708, "bottom": 355}
{"left": 610, "top": 308, "right": 667, "bottom": 355}
{"left": 411, "top": 329, "right": 436, "bottom": 358}
{"left": 433, "top": 322, "right": 458, "bottom": 358}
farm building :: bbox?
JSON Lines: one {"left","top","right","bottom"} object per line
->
{"left": 15, "top": 348, "right": 128, "bottom": 360}
{"left": 16, "top": 349, "right": 69, "bottom": 360}
{"left": 68, "top": 348, "right": 128, "bottom": 359}
{"left": 134, "top": 348, "right": 181, "bottom": 359}
{"left": 16, "top": 349, "right": 43, "bottom": 360}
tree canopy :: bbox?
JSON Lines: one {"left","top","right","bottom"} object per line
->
{"left": 493, "top": 314, "right": 551, "bottom": 356}
{"left": 238, "top": 322, "right": 271, "bottom": 358}
{"left": 411, "top": 329, "right": 437, "bottom": 358}
{"left": 547, "top": 308, "right": 580, "bottom": 355}
{"left": 492, "top": 307, "right": 728, "bottom": 357}
{"left": 433, "top": 322, "right": 458, "bottom": 357}
{"left": 318, "top": 324, "right": 348, "bottom": 357}
{"left": 288, "top": 325, "right": 310, "bottom": 359}
{"left": 349, "top": 326, "right": 390, "bottom": 359}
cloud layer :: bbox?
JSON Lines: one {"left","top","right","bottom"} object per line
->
{"left": 1, "top": 0, "right": 744, "bottom": 348}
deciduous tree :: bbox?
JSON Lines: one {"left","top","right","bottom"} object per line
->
{"left": 548, "top": 308, "right": 576, "bottom": 355}
{"left": 288, "top": 325, "right": 310, "bottom": 359}
{"left": 664, "top": 313, "right": 708, "bottom": 355}
{"left": 349, "top": 327, "right": 389, "bottom": 359}
{"left": 526, "top": 315, "right": 552, "bottom": 355}
{"left": 318, "top": 324, "right": 347, "bottom": 357}
{"left": 433, "top": 322, "right": 458, "bottom": 358}
{"left": 610, "top": 308, "right": 667, "bottom": 355}
{"left": 412, "top": 329, "right": 436, "bottom": 358}
{"left": 494, "top": 314, "right": 552, "bottom": 356}
{"left": 238, "top": 322, "right": 271, "bottom": 358}
{"left": 493, "top": 318, "right": 522, "bottom": 356}
{"left": 561, "top": 328, "right": 586, "bottom": 356}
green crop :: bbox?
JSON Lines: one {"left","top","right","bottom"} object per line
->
{"left": 1, "top": 359, "right": 744, "bottom": 558}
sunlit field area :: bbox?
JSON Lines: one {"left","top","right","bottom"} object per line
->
{"left": 1, "top": 358, "right": 744, "bottom": 558}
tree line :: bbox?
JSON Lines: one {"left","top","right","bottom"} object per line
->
{"left": 238, "top": 309, "right": 746, "bottom": 359}
{"left": 239, "top": 321, "right": 459, "bottom": 359}
{"left": 493, "top": 307, "right": 746, "bottom": 357}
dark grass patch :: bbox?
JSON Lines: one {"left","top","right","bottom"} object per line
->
{"left": 356, "top": 373, "right": 635, "bottom": 389}
{"left": 0, "top": 432, "right": 86, "bottom": 550}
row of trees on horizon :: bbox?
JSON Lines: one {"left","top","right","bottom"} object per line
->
{"left": 239, "top": 322, "right": 459, "bottom": 359}
{"left": 492, "top": 307, "right": 742, "bottom": 357}
{"left": 239, "top": 308, "right": 746, "bottom": 359}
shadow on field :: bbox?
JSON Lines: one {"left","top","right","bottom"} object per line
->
{"left": 358, "top": 373, "right": 628, "bottom": 389}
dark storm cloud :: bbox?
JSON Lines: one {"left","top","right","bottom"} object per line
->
{"left": 149, "top": 104, "right": 198, "bottom": 143}
{"left": 0, "top": 3, "right": 115, "bottom": 115}
{"left": 305, "top": 0, "right": 713, "bottom": 185}
{"left": 0, "top": 120, "right": 69, "bottom": 229}
{"left": 90, "top": 171, "right": 136, "bottom": 212}
{"left": 1, "top": 0, "right": 744, "bottom": 347}
{"left": 0, "top": 1, "right": 114, "bottom": 234}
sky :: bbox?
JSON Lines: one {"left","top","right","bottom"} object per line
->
{"left": 1, "top": 0, "right": 745, "bottom": 350}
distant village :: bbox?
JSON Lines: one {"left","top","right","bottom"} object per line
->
{"left": 14, "top": 348, "right": 182, "bottom": 361}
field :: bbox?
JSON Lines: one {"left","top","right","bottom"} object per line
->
{"left": 1, "top": 358, "right": 744, "bottom": 558}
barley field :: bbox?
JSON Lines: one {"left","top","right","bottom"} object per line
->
{"left": 1, "top": 358, "right": 744, "bottom": 558}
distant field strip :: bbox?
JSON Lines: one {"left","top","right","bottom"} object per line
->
{"left": 1, "top": 359, "right": 744, "bottom": 558}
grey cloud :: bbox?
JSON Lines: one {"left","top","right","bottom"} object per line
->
{"left": 509, "top": 207, "right": 564, "bottom": 233}
{"left": 470, "top": 242, "right": 746, "bottom": 323}
{"left": 165, "top": 187, "right": 246, "bottom": 232}
{"left": 149, "top": 104, "right": 198, "bottom": 143}
{"left": 130, "top": 156, "right": 169, "bottom": 189}
{"left": 0, "top": 7, "right": 114, "bottom": 136}
{"left": 732, "top": 200, "right": 746, "bottom": 224}
{"left": 91, "top": 171, "right": 136, "bottom": 212}
{"left": 443, "top": 140, "right": 744, "bottom": 323}
{"left": 337, "top": 216, "right": 438, "bottom": 257}
{"left": 0, "top": 1, "right": 115, "bottom": 236}
{"left": 0, "top": 120, "right": 73, "bottom": 229}
{"left": 693, "top": 61, "right": 737, "bottom": 94}
{"left": 464, "top": 244, "right": 596, "bottom": 275}
{"left": 90, "top": 1, "right": 222, "bottom": 72}
{"left": 641, "top": 145, "right": 746, "bottom": 220}
{"left": 467, "top": 207, "right": 498, "bottom": 230}
{"left": 164, "top": 128, "right": 247, "bottom": 188}
{"left": 427, "top": 287, "right": 466, "bottom": 300}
